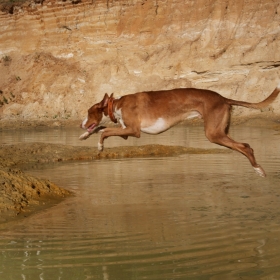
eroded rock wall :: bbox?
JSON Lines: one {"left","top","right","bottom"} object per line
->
{"left": 0, "top": 0, "right": 280, "bottom": 121}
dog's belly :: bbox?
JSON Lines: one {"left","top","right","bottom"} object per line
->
{"left": 140, "top": 111, "right": 201, "bottom": 134}
{"left": 140, "top": 118, "right": 171, "bottom": 134}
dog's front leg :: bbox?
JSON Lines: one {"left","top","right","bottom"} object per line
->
{"left": 98, "top": 127, "right": 141, "bottom": 151}
{"left": 79, "top": 126, "right": 107, "bottom": 140}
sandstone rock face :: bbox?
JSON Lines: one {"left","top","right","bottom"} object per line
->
{"left": 0, "top": 0, "right": 280, "bottom": 121}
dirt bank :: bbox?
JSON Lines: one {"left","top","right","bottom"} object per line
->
{"left": 1, "top": 0, "right": 280, "bottom": 121}
{"left": 0, "top": 168, "right": 71, "bottom": 223}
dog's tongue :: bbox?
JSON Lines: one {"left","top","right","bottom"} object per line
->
{"left": 87, "top": 123, "right": 96, "bottom": 132}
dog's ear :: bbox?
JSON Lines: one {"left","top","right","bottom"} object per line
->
{"left": 99, "top": 93, "right": 109, "bottom": 108}
{"left": 110, "top": 93, "right": 114, "bottom": 98}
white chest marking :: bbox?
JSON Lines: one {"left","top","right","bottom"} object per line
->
{"left": 141, "top": 118, "right": 169, "bottom": 134}
{"left": 114, "top": 108, "right": 126, "bottom": 129}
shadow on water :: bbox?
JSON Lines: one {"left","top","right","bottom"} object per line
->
{"left": 1, "top": 122, "right": 280, "bottom": 279}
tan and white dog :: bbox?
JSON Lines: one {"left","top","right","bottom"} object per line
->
{"left": 80, "top": 83, "right": 280, "bottom": 177}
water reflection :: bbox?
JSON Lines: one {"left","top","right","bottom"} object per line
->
{"left": 1, "top": 123, "right": 280, "bottom": 279}
{"left": 0, "top": 123, "right": 218, "bottom": 149}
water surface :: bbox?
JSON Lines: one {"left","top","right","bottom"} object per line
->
{"left": 1, "top": 123, "right": 280, "bottom": 279}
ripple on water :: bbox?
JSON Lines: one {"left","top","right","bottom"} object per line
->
{"left": 1, "top": 124, "right": 280, "bottom": 279}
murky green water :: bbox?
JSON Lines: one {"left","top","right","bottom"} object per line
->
{"left": 1, "top": 122, "right": 280, "bottom": 279}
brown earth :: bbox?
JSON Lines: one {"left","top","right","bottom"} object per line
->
{"left": 0, "top": 0, "right": 280, "bottom": 122}
{"left": 0, "top": 168, "right": 71, "bottom": 223}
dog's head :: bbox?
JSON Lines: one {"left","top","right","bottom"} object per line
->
{"left": 80, "top": 93, "right": 110, "bottom": 133}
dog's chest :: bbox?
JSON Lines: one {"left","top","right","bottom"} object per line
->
{"left": 114, "top": 107, "right": 126, "bottom": 129}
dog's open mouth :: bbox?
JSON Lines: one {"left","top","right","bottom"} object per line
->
{"left": 87, "top": 123, "right": 97, "bottom": 133}
{"left": 79, "top": 123, "right": 104, "bottom": 140}
{"left": 79, "top": 123, "right": 96, "bottom": 140}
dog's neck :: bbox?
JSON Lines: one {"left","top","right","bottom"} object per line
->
{"left": 104, "top": 96, "right": 117, "bottom": 123}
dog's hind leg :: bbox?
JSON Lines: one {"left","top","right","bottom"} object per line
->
{"left": 207, "top": 133, "right": 265, "bottom": 177}
{"left": 203, "top": 107, "right": 266, "bottom": 177}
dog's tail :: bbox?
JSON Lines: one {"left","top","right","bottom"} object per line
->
{"left": 226, "top": 82, "right": 280, "bottom": 109}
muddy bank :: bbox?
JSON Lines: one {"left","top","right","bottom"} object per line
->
{"left": 0, "top": 142, "right": 230, "bottom": 168}
{"left": 0, "top": 168, "right": 71, "bottom": 223}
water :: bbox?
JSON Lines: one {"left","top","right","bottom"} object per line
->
{"left": 1, "top": 122, "right": 280, "bottom": 279}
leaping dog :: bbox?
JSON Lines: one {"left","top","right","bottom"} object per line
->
{"left": 80, "top": 83, "right": 280, "bottom": 177}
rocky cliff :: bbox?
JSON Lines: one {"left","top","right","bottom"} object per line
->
{"left": 0, "top": 0, "right": 280, "bottom": 122}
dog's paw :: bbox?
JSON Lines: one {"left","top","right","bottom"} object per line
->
{"left": 79, "top": 131, "right": 90, "bottom": 140}
{"left": 253, "top": 165, "right": 266, "bottom": 177}
{"left": 98, "top": 142, "right": 103, "bottom": 151}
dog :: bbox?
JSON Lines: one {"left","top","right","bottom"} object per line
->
{"left": 80, "top": 83, "right": 280, "bottom": 177}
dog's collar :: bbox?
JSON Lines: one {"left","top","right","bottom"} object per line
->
{"left": 107, "top": 96, "right": 117, "bottom": 123}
